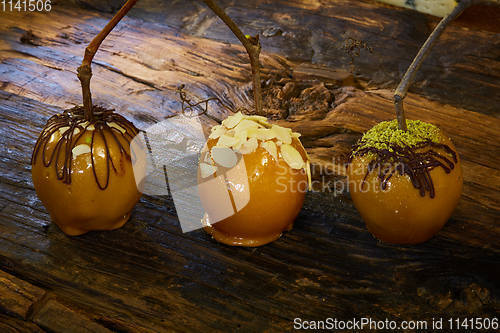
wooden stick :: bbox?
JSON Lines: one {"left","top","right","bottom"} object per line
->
{"left": 77, "top": 0, "right": 138, "bottom": 120}
{"left": 201, "top": 0, "right": 263, "bottom": 116}
{"left": 394, "top": 0, "right": 475, "bottom": 131}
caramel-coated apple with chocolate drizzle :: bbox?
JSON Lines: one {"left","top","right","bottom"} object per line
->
{"left": 30, "top": 0, "right": 143, "bottom": 235}
{"left": 198, "top": 112, "right": 311, "bottom": 247}
{"left": 31, "top": 106, "right": 142, "bottom": 236}
{"left": 347, "top": 120, "right": 463, "bottom": 244}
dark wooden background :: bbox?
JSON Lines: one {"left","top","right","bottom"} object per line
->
{"left": 0, "top": 0, "right": 499, "bottom": 331}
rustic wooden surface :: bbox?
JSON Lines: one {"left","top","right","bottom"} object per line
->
{"left": 0, "top": 0, "right": 499, "bottom": 331}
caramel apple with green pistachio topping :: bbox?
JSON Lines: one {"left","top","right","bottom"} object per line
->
{"left": 347, "top": 120, "right": 463, "bottom": 244}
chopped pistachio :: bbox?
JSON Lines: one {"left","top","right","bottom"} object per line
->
{"left": 354, "top": 119, "right": 442, "bottom": 153}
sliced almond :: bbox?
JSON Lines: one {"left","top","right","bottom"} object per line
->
{"left": 280, "top": 144, "right": 305, "bottom": 169}
{"left": 109, "top": 122, "right": 126, "bottom": 134}
{"left": 200, "top": 162, "right": 217, "bottom": 178}
{"left": 234, "top": 119, "right": 261, "bottom": 133}
{"left": 80, "top": 121, "right": 95, "bottom": 131}
{"left": 271, "top": 125, "right": 292, "bottom": 144}
{"left": 202, "top": 150, "right": 213, "bottom": 164}
{"left": 246, "top": 115, "right": 268, "bottom": 122}
{"left": 209, "top": 125, "right": 226, "bottom": 139}
{"left": 58, "top": 126, "right": 70, "bottom": 136}
{"left": 232, "top": 140, "right": 244, "bottom": 152}
{"left": 238, "top": 137, "right": 258, "bottom": 155}
{"left": 261, "top": 141, "right": 278, "bottom": 160}
{"left": 306, "top": 160, "right": 312, "bottom": 191}
{"left": 221, "top": 111, "right": 243, "bottom": 129}
{"left": 246, "top": 115, "right": 271, "bottom": 128}
{"left": 211, "top": 147, "right": 238, "bottom": 168}
{"left": 216, "top": 134, "right": 240, "bottom": 148}
{"left": 234, "top": 128, "right": 248, "bottom": 141}
{"left": 48, "top": 129, "right": 61, "bottom": 143}
{"left": 233, "top": 130, "right": 249, "bottom": 150}
{"left": 58, "top": 127, "right": 80, "bottom": 137}
{"left": 248, "top": 127, "right": 275, "bottom": 141}
{"left": 72, "top": 144, "right": 91, "bottom": 159}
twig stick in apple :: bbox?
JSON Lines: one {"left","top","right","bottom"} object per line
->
{"left": 202, "top": 0, "right": 263, "bottom": 116}
{"left": 77, "top": 0, "right": 139, "bottom": 121}
{"left": 394, "top": 0, "right": 475, "bottom": 131}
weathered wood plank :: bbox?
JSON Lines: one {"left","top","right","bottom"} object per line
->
{"left": 0, "top": 1, "right": 498, "bottom": 331}
{"left": 0, "top": 313, "right": 45, "bottom": 333}
{"left": 32, "top": 299, "right": 112, "bottom": 333}
{"left": 0, "top": 78, "right": 498, "bottom": 331}
{"left": 2, "top": 0, "right": 500, "bottom": 117}
{"left": 0, "top": 270, "right": 46, "bottom": 319}
{"left": 125, "top": 0, "right": 500, "bottom": 115}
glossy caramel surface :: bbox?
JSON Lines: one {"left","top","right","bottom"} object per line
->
{"left": 347, "top": 134, "right": 463, "bottom": 244}
{"left": 199, "top": 138, "right": 308, "bottom": 246}
{"left": 32, "top": 128, "right": 141, "bottom": 236}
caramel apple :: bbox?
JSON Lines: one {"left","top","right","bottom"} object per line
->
{"left": 198, "top": 112, "right": 311, "bottom": 246}
{"left": 29, "top": 0, "right": 142, "bottom": 235}
{"left": 347, "top": 119, "right": 463, "bottom": 244}
{"left": 31, "top": 106, "right": 141, "bottom": 235}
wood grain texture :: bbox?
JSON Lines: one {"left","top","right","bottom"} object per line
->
{"left": 0, "top": 270, "right": 46, "bottom": 319}
{"left": 126, "top": 0, "right": 500, "bottom": 116}
{"left": 33, "top": 299, "right": 112, "bottom": 333}
{"left": 0, "top": 1, "right": 499, "bottom": 331}
{"left": 0, "top": 313, "right": 45, "bottom": 333}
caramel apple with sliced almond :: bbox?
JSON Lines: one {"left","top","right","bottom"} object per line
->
{"left": 198, "top": 112, "right": 311, "bottom": 246}
{"left": 190, "top": 1, "right": 313, "bottom": 246}
{"left": 347, "top": 119, "right": 463, "bottom": 244}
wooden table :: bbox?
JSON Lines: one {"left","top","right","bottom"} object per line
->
{"left": 0, "top": 0, "right": 498, "bottom": 331}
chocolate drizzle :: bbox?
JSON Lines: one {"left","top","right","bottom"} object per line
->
{"left": 31, "top": 106, "right": 138, "bottom": 190}
{"left": 349, "top": 140, "right": 457, "bottom": 198}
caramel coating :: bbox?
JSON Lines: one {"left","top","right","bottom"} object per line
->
{"left": 347, "top": 134, "right": 463, "bottom": 244}
{"left": 199, "top": 138, "right": 308, "bottom": 246}
{"left": 32, "top": 127, "right": 141, "bottom": 236}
